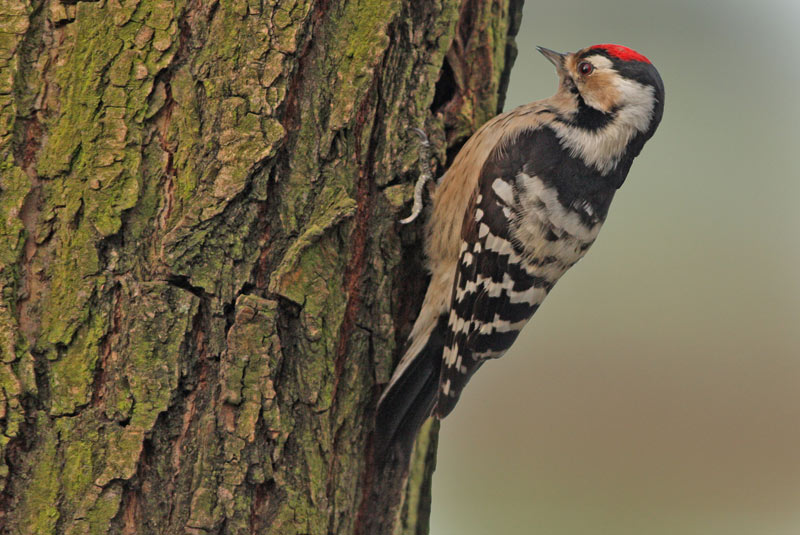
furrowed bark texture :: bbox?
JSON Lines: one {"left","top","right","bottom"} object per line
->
{"left": 0, "top": 0, "right": 522, "bottom": 533}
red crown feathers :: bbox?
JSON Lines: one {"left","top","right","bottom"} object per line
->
{"left": 590, "top": 44, "right": 651, "bottom": 64}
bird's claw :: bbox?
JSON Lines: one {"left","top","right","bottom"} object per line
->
{"left": 400, "top": 127, "right": 435, "bottom": 224}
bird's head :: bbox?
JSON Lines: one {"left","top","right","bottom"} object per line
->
{"left": 538, "top": 44, "right": 664, "bottom": 146}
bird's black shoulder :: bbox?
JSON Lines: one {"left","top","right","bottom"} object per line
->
{"left": 480, "top": 127, "right": 625, "bottom": 225}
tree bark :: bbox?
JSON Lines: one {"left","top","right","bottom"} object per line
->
{"left": 0, "top": 0, "right": 522, "bottom": 533}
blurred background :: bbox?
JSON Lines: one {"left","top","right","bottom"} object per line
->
{"left": 431, "top": 0, "right": 800, "bottom": 534}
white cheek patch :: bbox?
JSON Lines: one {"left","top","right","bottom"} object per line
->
{"left": 550, "top": 80, "right": 655, "bottom": 175}
{"left": 613, "top": 77, "right": 656, "bottom": 133}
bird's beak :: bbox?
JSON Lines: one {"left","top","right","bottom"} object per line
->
{"left": 537, "top": 46, "right": 567, "bottom": 73}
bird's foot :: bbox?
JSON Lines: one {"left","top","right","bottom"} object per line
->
{"left": 400, "top": 127, "right": 435, "bottom": 225}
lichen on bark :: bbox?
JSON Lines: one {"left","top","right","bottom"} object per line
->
{"left": 0, "top": 0, "right": 523, "bottom": 532}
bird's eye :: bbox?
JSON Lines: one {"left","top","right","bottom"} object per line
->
{"left": 579, "top": 62, "right": 594, "bottom": 75}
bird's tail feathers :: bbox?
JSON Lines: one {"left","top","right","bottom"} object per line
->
{"left": 374, "top": 314, "right": 447, "bottom": 456}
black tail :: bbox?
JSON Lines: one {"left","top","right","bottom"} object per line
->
{"left": 374, "top": 315, "right": 448, "bottom": 457}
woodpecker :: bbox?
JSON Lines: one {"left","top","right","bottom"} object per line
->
{"left": 376, "top": 44, "right": 664, "bottom": 453}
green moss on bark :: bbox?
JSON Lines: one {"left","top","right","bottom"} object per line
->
{"left": 0, "top": 0, "right": 523, "bottom": 531}
{"left": 0, "top": 0, "right": 35, "bottom": 496}
{"left": 15, "top": 413, "right": 61, "bottom": 533}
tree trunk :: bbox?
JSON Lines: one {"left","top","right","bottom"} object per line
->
{"left": 0, "top": 0, "right": 522, "bottom": 532}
